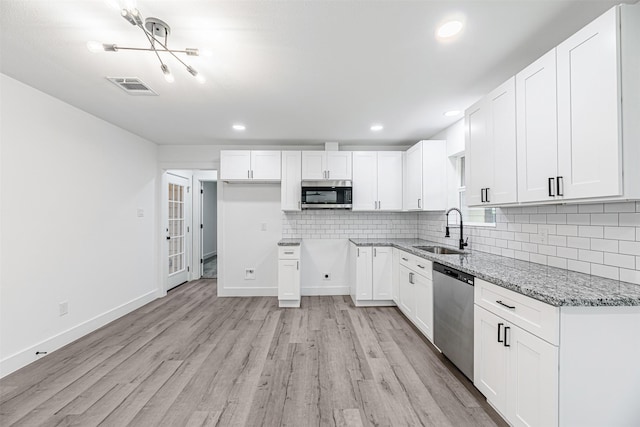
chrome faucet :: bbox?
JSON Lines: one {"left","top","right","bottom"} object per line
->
{"left": 445, "top": 207, "right": 468, "bottom": 250}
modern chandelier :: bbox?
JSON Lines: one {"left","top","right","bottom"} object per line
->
{"left": 87, "top": 8, "right": 205, "bottom": 83}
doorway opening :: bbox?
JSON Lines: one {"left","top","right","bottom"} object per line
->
{"left": 201, "top": 181, "right": 217, "bottom": 279}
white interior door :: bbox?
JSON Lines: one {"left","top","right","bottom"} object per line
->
{"left": 167, "top": 174, "right": 189, "bottom": 290}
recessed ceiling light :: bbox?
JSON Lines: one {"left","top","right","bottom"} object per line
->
{"left": 444, "top": 110, "right": 461, "bottom": 117}
{"left": 370, "top": 124, "right": 384, "bottom": 132}
{"left": 232, "top": 124, "right": 246, "bottom": 131}
{"left": 436, "top": 20, "right": 463, "bottom": 39}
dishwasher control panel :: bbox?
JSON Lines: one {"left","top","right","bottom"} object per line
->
{"left": 433, "top": 262, "right": 475, "bottom": 286}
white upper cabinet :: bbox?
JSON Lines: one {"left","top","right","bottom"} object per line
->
{"left": 352, "top": 151, "right": 403, "bottom": 211}
{"left": 466, "top": 78, "right": 518, "bottom": 207}
{"left": 377, "top": 152, "right": 403, "bottom": 211}
{"left": 281, "top": 151, "right": 302, "bottom": 211}
{"left": 301, "top": 151, "right": 352, "bottom": 180}
{"left": 514, "top": 4, "right": 640, "bottom": 204}
{"left": 404, "top": 143, "right": 422, "bottom": 210}
{"left": 220, "top": 150, "right": 281, "bottom": 181}
{"left": 403, "top": 140, "right": 446, "bottom": 211}
{"left": 516, "top": 49, "right": 559, "bottom": 203}
{"left": 557, "top": 6, "right": 621, "bottom": 200}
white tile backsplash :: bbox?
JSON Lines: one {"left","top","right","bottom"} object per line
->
{"left": 416, "top": 202, "right": 640, "bottom": 282}
{"left": 282, "top": 202, "right": 640, "bottom": 283}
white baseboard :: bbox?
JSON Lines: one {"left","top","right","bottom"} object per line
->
{"left": 217, "top": 286, "right": 278, "bottom": 297}
{"left": 0, "top": 290, "right": 158, "bottom": 378}
{"left": 203, "top": 251, "right": 217, "bottom": 260}
{"left": 301, "top": 286, "right": 350, "bottom": 296}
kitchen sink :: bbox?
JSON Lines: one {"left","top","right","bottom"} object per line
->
{"left": 413, "top": 245, "right": 466, "bottom": 255}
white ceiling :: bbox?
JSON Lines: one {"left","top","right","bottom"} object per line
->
{"left": 0, "top": 0, "right": 629, "bottom": 146}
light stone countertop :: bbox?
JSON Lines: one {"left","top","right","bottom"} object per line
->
{"left": 349, "top": 238, "right": 640, "bottom": 307}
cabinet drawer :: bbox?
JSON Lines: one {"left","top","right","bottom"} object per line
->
{"left": 278, "top": 246, "right": 300, "bottom": 259}
{"left": 475, "top": 278, "right": 559, "bottom": 345}
{"left": 398, "top": 250, "right": 432, "bottom": 279}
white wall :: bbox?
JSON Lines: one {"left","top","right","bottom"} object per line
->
{"left": 218, "top": 183, "right": 282, "bottom": 296}
{"left": 0, "top": 74, "right": 159, "bottom": 377}
{"left": 203, "top": 181, "right": 217, "bottom": 258}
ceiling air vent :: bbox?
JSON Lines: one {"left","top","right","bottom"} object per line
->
{"left": 106, "top": 77, "right": 158, "bottom": 96}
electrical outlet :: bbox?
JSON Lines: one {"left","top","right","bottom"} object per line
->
{"left": 59, "top": 301, "right": 68, "bottom": 316}
{"left": 245, "top": 268, "right": 256, "bottom": 280}
{"left": 323, "top": 273, "right": 331, "bottom": 281}
{"left": 260, "top": 222, "right": 267, "bottom": 231}
{"left": 137, "top": 208, "right": 144, "bottom": 217}
{"left": 539, "top": 228, "right": 549, "bottom": 244}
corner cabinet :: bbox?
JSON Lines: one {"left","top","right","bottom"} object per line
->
{"left": 352, "top": 151, "right": 403, "bottom": 211}
{"left": 466, "top": 78, "right": 518, "bottom": 207}
{"left": 301, "top": 151, "right": 352, "bottom": 180}
{"left": 403, "top": 140, "right": 447, "bottom": 211}
{"left": 278, "top": 245, "right": 300, "bottom": 308}
{"left": 349, "top": 243, "right": 393, "bottom": 306}
{"left": 281, "top": 151, "right": 302, "bottom": 211}
{"left": 220, "top": 150, "right": 281, "bottom": 181}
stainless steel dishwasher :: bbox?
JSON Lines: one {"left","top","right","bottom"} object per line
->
{"left": 433, "top": 262, "right": 475, "bottom": 380}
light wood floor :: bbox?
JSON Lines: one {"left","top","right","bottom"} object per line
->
{"left": 1, "top": 279, "right": 506, "bottom": 427}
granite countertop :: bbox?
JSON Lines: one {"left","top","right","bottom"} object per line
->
{"left": 278, "top": 238, "right": 302, "bottom": 246}
{"left": 350, "top": 238, "right": 640, "bottom": 307}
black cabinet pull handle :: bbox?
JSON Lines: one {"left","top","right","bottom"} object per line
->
{"left": 485, "top": 188, "right": 490, "bottom": 203}
{"left": 496, "top": 300, "right": 516, "bottom": 309}
{"left": 497, "top": 322, "right": 504, "bottom": 343}
{"left": 557, "top": 176, "right": 564, "bottom": 196}
{"left": 504, "top": 326, "right": 511, "bottom": 347}
{"left": 548, "top": 177, "right": 556, "bottom": 197}
{"left": 480, "top": 188, "right": 485, "bottom": 203}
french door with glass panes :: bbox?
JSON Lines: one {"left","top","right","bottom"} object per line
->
{"left": 167, "top": 174, "right": 189, "bottom": 289}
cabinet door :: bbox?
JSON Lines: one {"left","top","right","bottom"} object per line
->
{"left": 507, "top": 326, "right": 558, "bottom": 427}
{"left": 557, "top": 7, "right": 622, "bottom": 200}
{"left": 372, "top": 247, "right": 392, "bottom": 300}
{"left": 392, "top": 249, "right": 400, "bottom": 303}
{"left": 354, "top": 246, "right": 373, "bottom": 300}
{"left": 377, "top": 151, "right": 403, "bottom": 211}
{"left": 281, "top": 151, "right": 301, "bottom": 211}
{"left": 421, "top": 141, "right": 447, "bottom": 210}
{"left": 220, "top": 150, "right": 251, "bottom": 180}
{"left": 404, "top": 143, "right": 422, "bottom": 210}
{"left": 474, "top": 306, "right": 508, "bottom": 414}
{"left": 465, "top": 101, "right": 490, "bottom": 206}
{"left": 251, "top": 151, "right": 281, "bottom": 180}
{"left": 516, "top": 49, "right": 559, "bottom": 203}
{"left": 301, "top": 151, "right": 326, "bottom": 180}
{"left": 487, "top": 78, "right": 517, "bottom": 205}
{"left": 352, "top": 152, "right": 378, "bottom": 210}
{"left": 398, "top": 266, "right": 415, "bottom": 318}
{"left": 278, "top": 259, "right": 300, "bottom": 300}
{"left": 413, "top": 273, "right": 433, "bottom": 341}
{"left": 326, "top": 151, "right": 352, "bottom": 180}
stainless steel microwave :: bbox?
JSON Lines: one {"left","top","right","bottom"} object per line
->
{"left": 301, "top": 180, "right": 352, "bottom": 209}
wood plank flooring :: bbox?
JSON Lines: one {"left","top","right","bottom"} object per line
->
{"left": 0, "top": 279, "right": 507, "bottom": 427}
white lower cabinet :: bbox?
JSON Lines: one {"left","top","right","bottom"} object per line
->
{"left": 278, "top": 246, "right": 300, "bottom": 308}
{"left": 350, "top": 244, "right": 393, "bottom": 306}
{"left": 474, "top": 280, "right": 558, "bottom": 427}
{"left": 397, "top": 250, "right": 434, "bottom": 342}
{"left": 413, "top": 271, "right": 434, "bottom": 341}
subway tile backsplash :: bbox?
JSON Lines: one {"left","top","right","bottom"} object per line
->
{"left": 418, "top": 201, "right": 640, "bottom": 284}
{"left": 282, "top": 210, "right": 418, "bottom": 240}
{"left": 281, "top": 202, "right": 640, "bottom": 284}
